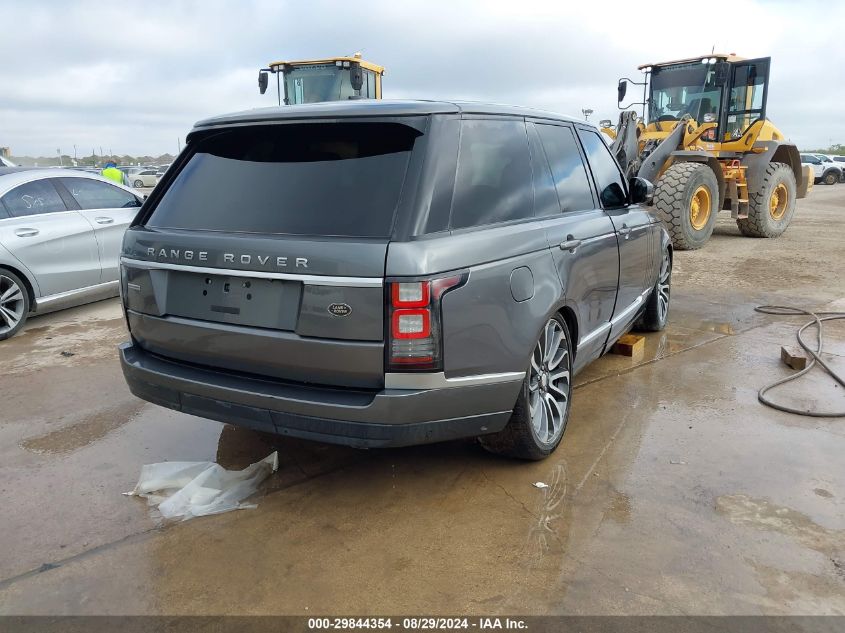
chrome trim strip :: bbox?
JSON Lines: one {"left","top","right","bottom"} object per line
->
{"left": 610, "top": 288, "right": 652, "bottom": 326}
{"left": 579, "top": 322, "right": 611, "bottom": 347}
{"left": 34, "top": 280, "right": 119, "bottom": 312}
{"left": 120, "top": 257, "right": 383, "bottom": 288}
{"left": 578, "top": 288, "right": 653, "bottom": 346}
{"left": 384, "top": 371, "right": 525, "bottom": 390}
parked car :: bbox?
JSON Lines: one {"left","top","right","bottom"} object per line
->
{"left": 128, "top": 169, "right": 159, "bottom": 188}
{"left": 819, "top": 154, "right": 845, "bottom": 183}
{"left": 0, "top": 168, "right": 143, "bottom": 339}
{"left": 801, "top": 153, "right": 841, "bottom": 185}
{"left": 154, "top": 164, "right": 171, "bottom": 179}
{"left": 118, "top": 100, "right": 671, "bottom": 460}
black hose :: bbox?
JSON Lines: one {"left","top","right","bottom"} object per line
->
{"left": 754, "top": 306, "right": 845, "bottom": 417}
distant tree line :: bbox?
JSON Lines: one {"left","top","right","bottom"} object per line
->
{"left": 8, "top": 153, "right": 177, "bottom": 168}
{"left": 805, "top": 143, "right": 844, "bottom": 155}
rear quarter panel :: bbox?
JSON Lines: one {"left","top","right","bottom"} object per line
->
{"left": 387, "top": 221, "right": 563, "bottom": 379}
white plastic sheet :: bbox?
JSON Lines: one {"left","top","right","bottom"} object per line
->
{"left": 125, "top": 451, "right": 278, "bottom": 520}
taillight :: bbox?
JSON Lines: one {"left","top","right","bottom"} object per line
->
{"left": 392, "top": 309, "right": 430, "bottom": 339}
{"left": 387, "top": 275, "right": 466, "bottom": 371}
{"left": 392, "top": 282, "right": 430, "bottom": 308}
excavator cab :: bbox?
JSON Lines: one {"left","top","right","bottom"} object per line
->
{"left": 258, "top": 53, "right": 384, "bottom": 105}
{"left": 603, "top": 54, "right": 808, "bottom": 251}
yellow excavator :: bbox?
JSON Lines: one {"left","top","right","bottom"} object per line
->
{"left": 601, "top": 54, "right": 812, "bottom": 250}
{"left": 258, "top": 53, "right": 384, "bottom": 105}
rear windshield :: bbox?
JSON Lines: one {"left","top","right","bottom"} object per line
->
{"left": 145, "top": 122, "right": 421, "bottom": 237}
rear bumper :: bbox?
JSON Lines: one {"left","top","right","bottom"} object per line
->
{"left": 119, "top": 342, "right": 520, "bottom": 448}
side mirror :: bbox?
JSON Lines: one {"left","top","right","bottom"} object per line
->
{"left": 349, "top": 62, "right": 364, "bottom": 92}
{"left": 617, "top": 79, "right": 628, "bottom": 104}
{"left": 600, "top": 182, "right": 627, "bottom": 208}
{"left": 629, "top": 177, "right": 654, "bottom": 205}
{"left": 258, "top": 70, "right": 269, "bottom": 95}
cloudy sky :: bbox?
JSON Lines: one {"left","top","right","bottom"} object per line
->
{"left": 1, "top": 0, "right": 841, "bottom": 157}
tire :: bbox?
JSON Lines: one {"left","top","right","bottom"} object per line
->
{"left": 133, "top": 179, "right": 144, "bottom": 188}
{"left": 0, "top": 269, "right": 30, "bottom": 341}
{"left": 822, "top": 170, "right": 838, "bottom": 186}
{"left": 736, "top": 162, "right": 797, "bottom": 238}
{"left": 635, "top": 246, "right": 671, "bottom": 332}
{"left": 653, "top": 162, "right": 719, "bottom": 251}
{"left": 479, "top": 315, "right": 572, "bottom": 460}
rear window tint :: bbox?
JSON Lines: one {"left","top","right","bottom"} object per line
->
{"left": 146, "top": 123, "right": 421, "bottom": 237}
{"left": 450, "top": 119, "right": 533, "bottom": 229}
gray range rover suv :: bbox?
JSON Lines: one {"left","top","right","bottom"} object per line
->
{"left": 119, "top": 100, "right": 671, "bottom": 459}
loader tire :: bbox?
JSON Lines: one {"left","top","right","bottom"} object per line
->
{"left": 736, "top": 162, "right": 796, "bottom": 238}
{"left": 653, "top": 162, "right": 719, "bottom": 251}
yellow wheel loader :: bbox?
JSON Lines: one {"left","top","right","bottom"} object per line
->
{"left": 258, "top": 53, "right": 384, "bottom": 105}
{"left": 601, "top": 54, "right": 812, "bottom": 250}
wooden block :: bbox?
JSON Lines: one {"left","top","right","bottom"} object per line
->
{"left": 781, "top": 345, "right": 808, "bottom": 370}
{"left": 612, "top": 334, "right": 645, "bottom": 357}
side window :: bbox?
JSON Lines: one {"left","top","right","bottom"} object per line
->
{"left": 527, "top": 123, "right": 561, "bottom": 218}
{"left": 59, "top": 178, "right": 140, "bottom": 209}
{"left": 536, "top": 124, "right": 595, "bottom": 212}
{"left": 577, "top": 130, "right": 627, "bottom": 208}
{"left": 364, "top": 70, "right": 376, "bottom": 98}
{"left": 1, "top": 179, "right": 68, "bottom": 217}
{"left": 450, "top": 119, "right": 533, "bottom": 229}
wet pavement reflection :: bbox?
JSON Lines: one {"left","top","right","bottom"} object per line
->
{"left": 1, "top": 188, "right": 845, "bottom": 615}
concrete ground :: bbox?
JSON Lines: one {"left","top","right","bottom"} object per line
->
{"left": 0, "top": 186, "right": 844, "bottom": 615}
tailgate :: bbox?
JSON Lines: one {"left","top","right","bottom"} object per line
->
{"left": 121, "top": 228, "right": 387, "bottom": 389}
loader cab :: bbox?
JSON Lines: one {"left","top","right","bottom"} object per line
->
{"left": 258, "top": 54, "right": 384, "bottom": 106}
{"left": 628, "top": 55, "right": 771, "bottom": 143}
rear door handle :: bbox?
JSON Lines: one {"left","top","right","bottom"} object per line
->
{"left": 95, "top": 217, "right": 115, "bottom": 225}
{"left": 14, "top": 228, "right": 39, "bottom": 237}
{"left": 559, "top": 239, "right": 582, "bottom": 253}
{"left": 619, "top": 224, "right": 632, "bottom": 239}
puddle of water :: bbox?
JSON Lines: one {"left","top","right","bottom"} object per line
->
{"left": 3, "top": 314, "right": 128, "bottom": 376}
{"left": 21, "top": 400, "right": 145, "bottom": 455}
{"left": 715, "top": 494, "right": 843, "bottom": 557}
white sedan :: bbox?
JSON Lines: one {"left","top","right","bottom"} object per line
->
{"left": 0, "top": 168, "right": 143, "bottom": 339}
{"left": 129, "top": 169, "right": 159, "bottom": 188}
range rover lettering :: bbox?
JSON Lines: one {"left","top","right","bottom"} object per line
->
{"left": 119, "top": 100, "right": 672, "bottom": 460}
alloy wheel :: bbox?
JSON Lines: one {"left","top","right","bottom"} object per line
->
{"left": 657, "top": 250, "right": 671, "bottom": 323}
{"left": 0, "top": 274, "right": 25, "bottom": 335}
{"left": 528, "top": 319, "right": 571, "bottom": 446}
